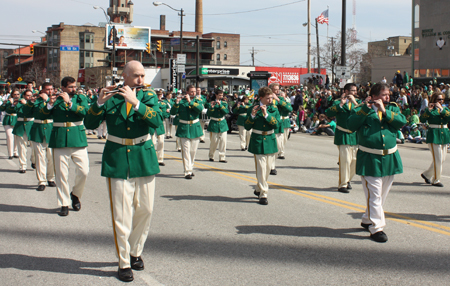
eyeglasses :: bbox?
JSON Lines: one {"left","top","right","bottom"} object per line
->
{"left": 436, "top": 98, "right": 444, "bottom": 101}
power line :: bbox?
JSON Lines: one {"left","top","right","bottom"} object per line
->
{"left": 185, "top": 0, "right": 306, "bottom": 16}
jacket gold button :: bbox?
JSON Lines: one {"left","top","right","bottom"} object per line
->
{"left": 67, "top": 129, "right": 69, "bottom": 131}
{"left": 127, "top": 149, "right": 130, "bottom": 152}
{"left": 127, "top": 127, "right": 130, "bottom": 130}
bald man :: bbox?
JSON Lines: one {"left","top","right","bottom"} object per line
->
{"left": 85, "top": 61, "right": 162, "bottom": 282}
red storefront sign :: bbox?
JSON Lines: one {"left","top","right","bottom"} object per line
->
{"left": 77, "top": 69, "right": 85, "bottom": 83}
{"left": 255, "top": 66, "right": 326, "bottom": 86}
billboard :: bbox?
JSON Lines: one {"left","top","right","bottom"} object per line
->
{"left": 106, "top": 25, "right": 150, "bottom": 50}
{"left": 255, "top": 67, "right": 325, "bottom": 86}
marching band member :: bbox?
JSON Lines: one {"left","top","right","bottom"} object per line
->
{"left": 84, "top": 61, "right": 162, "bottom": 282}
{"left": 419, "top": 92, "right": 450, "bottom": 187}
{"left": 234, "top": 95, "right": 252, "bottom": 151}
{"left": 42, "top": 76, "right": 90, "bottom": 217}
{"left": 198, "top": 87, "right": 207, "bottom": 143}
{"left": 155, "top": 90, "right": 166, "bottom": 166}
{"left": 1, "top": 89, "right": 19, "bottom": 159}
{"left": 325, "top": 83, "right": 359, "bottom": 193}
{"left": 347, "top": 83, "right": 406, "bottom": 242}
{"left": 163, "top": 91, "right": 174, "bottom": 139}
{"left": 171, "top": 85, "right": 204, "bottom": 179}
{"left": 206, "top": 90, "right": 229, "bottom": 162}
{"left": 245, "top": 86, "right": 280, "bottom": 205}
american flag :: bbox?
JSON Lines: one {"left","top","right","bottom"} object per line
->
{"left": 317, "top": 9, "right": 329, "bottom": 24}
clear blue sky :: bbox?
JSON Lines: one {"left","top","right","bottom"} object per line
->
{"left": 1, "top": 0, "right": 412, "bottom": 67}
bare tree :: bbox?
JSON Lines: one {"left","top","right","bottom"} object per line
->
{"left": 319, "top": 28, "right": 365, "bottom": 82}
{"left": 23, "top": 62, "right": 46, "bottom": 86}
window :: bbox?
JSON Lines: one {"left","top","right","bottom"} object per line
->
{"left": 216, "top": 41, "right": 220, "bottom": 49}
{"left": 414, "top": 5, "right": 420, "bottom": 28}
{"left": 224, "top": 41, "right": 227, "bottom": 48}
{"left": 85, "top": 35, "right": 90, "bottom": 43}
{"left": 224, "top": 54, "right": 227, "bottom": 60}
{"left": 217, "top": 54, "right": 220, "bottom": 61}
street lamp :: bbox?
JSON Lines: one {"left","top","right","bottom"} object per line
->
{"left": 153, "top": 1, "right": 184, "bottom": 90}
{"left": 93, "top": 6, "right": 115, "bottom": 85}
{"left": 303, "top": 19, "right": 320, "bottom": 74}
{"left": 32, "top": 30, "right": 46, "bottom": 35}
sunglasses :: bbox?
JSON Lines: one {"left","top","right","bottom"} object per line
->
{"left": 436, "top": 98, "right": 444, "bottom": 101}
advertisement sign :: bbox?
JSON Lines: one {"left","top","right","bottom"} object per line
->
{"left": 200, "top": 68, "right": 239, "bottom": 75}
{"left": 256, "top": 67, "right": 325, "bottom": 86}
{"left": 169, "top": 59, "right": 177, "bottom": 89}
{"left": 106, "top": 25, "right": 150, "bottom": 50}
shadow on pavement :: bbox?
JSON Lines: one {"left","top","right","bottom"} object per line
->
{"left": 0, "top": 183, "right": 36, "bottom": 190}
{"left": 235, "top": 225, "right": 366, "bottom": 240}
{"left": 0, "top": 254, "right": 116, "bottom": 277}
{"left": 0, "top": 203, "right": 57, "bottom": 214}
{"left": 276, "top": 166, "right": 339, "bottom": 171}
{"left": 348, "top": 212, "right": 450, "bottom": 223}
{"left": 161, "top": 195, "right": 256, "bottom": 203}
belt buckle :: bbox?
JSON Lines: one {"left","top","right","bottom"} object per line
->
{"left": 124, "top": 138, "right": 134, "bottom": 146}
{"left": 440, "top": 124, "right": 444, "bottom": 128}
{"left": 382, "top": 149, "right": 388, "bottom": 156}
{"left": 65, "top": 122, "right": 72, "bottom": 127}
{"left": 262, "top": 131, "right": 267, "bottom": 135}
{"left": 189, "top": 120, "right": 193, "bottom": 124}
{"left": 218, "top": 119, "right": 222, "bottom": 121}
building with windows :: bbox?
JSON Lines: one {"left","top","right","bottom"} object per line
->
{"left": 412, "top": 0, "right": 450, "bottom": 82}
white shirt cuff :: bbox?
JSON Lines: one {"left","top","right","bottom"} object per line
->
{"left": 133, "top": 101, "right": 140, "bottom": 111}
{"left": 47, "top": 103, "right": 54, "bottom": 110}
{"left": 97, "top": 100, "right": 105, "bottom": 108}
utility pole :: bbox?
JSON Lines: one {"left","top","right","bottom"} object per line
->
{"left": 196, "top": 35, "right": 200, "bottom": 88}
{"left": 316, "top": 18, "right": 321, "bottom": 74}
{"left": 249, "top": 47, "right": 261, "bottom": 66}
{"left": 341, "top": 0, "right": 346, "bottom": 66}
{"left": 307, "top": 0, "right": 311, "bottom": 73}
{"left": 331, "top": 37, "right": 335, "bottom": 82}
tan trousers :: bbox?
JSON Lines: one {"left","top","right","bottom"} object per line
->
{"left": 15, "top": 134, "right": 30, "bottom": 171}
{"left": 4, "top": 125, "right": 17, "bottom": 157}
{"left": 53, "top": 147, "right": 89, "bottom": 207}
{"left": 209, "top": 131, "right": 227, "bottom": 161}
{"left": 97, "top": 121, "right": 107, "bottom": 137}
{"left": 271, "top": 132, "right": 284, "bottom": 169}
{"left": 152, "top": 134, "right": 165, "bottom": 163}
{"left": 255, "top": 153, "right": 276, "bottom": 198}
{"left": 180, "top": 137, "right": 200, "bottom": 176}
{"left": 337, "top": 145, "right": 357, "bottom": 188}
{"left": 423, "top": 143, "right": 447, "bottom": 184}
{"left": 361, "top": 175, "right": 394, "bottom": 234}
{"left": 199, "top": 120, "right": 206, "bottom": 141}
{"left": 164, "top": 118, "right": 172, "bottom": 137}
{"left": 32, "top": 140, "right": 55, "bottom": 185}
{"left": 107, "top": 176, "right": 155, "bottom": 269}
{"left": 238, "top": 125, "right": 251, "bottom": 149}
{"left": 174, "top": 126, "right": 181, "bottom": 151}
{"left": 280, "top": 127, "right": 289, "bottom": 156}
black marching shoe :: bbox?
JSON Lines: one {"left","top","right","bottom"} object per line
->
{"left": 432, "top": 182, "right": 444, "bottom": 187}
{"left": 118, "top": 267, "right": 133, "bottom": 282}
{"left": 241, "top": 148, "right": 246, "bottom": 151}
{"left": 185, "top": 174, "right": 192, "bottom": 180}
{"left": 36, "top": 185, "right": 46, "bottom": 192}
{"left": 13, "top": 155, "right": 19, "bottom": 158}
{"left": 254, "top": 190, "right": 260, "bottom": 197}
{"left": 370, "top": 231, "right": 388, "bottom": 243}
{"left": 270, "top": 169, "right": 277, "bottom": 175}
{"left": 200, "top": 140, "right": 205, "bottom": 143}
{"left": 58, "top": 206, "right": 69, "bottom": 216}
{"left": 347, "top": 182, "right": 352, "bottom": 190}
{"left": 258, "top": 198, "right": 268, "bottom": 205}
{"left": 71, "top": 193, "right": 81, "bottom": 211}
{"left": 31, "top": 163, "right": 36, "bottom": 169}
{"left": 8, "top": 156, "right": 13, "bottom": 160}
{"left": 191, "top": 173, "right": 195, "bottom": 177}
{"left": 338, "top": 187, "right": 349, "bottom": 193}
{"left": 48, "top": 181, "right": 56, "bottom": 187}
{"left": 19, "top": 170, "right": 26, "bottom": 174}
{"left": 209, "top": 158, "right": 214, "bottom": 162}
{"left": 421, "top": 173, "right": 431, "bottom": 184}
{"left": 219, "top": 160, "right": 227, "bottom": 163}
{"left": 361, "top": 222, "right": 371, "bottom": 231}
{"left": 278, "top": 156, "right": 285, "bottom": 160}
{"left": 159, "top": 162, "right": 165, "bottom": 166}
{"left": 130, "top": 256, "right": 144, "bottom": 271}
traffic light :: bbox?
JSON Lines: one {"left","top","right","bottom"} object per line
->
{"left": 146, "top": 43, "right": 151, "bottom": 54}
{"left": 156, "top": 40, "right": 162, "bottom": 52}
{"left": 30, "top": 44, "right": 34, "bottom": 55}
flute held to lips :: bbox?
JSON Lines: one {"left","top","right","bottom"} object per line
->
{"left": 104, "top": 85, "right": 148, "bottom": 94}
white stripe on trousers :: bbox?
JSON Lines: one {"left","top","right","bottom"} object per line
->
{"left": 423, "top": 143, "right": 447, "bottom": 184}
{"left": 361, "top": 175, "right": 394, "bottom": 234}
{"left": 180, "top": 137, "right": 200, "bottom": 176}
{"left": 107, "top": 175, "right": 155, "bottom": 269}
{"left": 255, "top": 153, "right": 276, "bottom": 198}
{"left": 238, "top": 125, "right": 251, "bottom": 149}
{"left": 152, "top": 134, "right": 165, "bottom": 163}
{"left": 32, "top": 140, "right": 55, "bottom": 185}
{"left": 53, "top": 147, "right": 89, "bottom": 207}
{"left": 209, "top": 131, "right": 227, "bottom": 161}
{"left": 337, "top": 145, "right": 357, "bottom": 188}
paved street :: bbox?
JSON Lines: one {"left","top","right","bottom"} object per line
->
{"left": 1, "top": 128, "right": 450, "bottom": 285}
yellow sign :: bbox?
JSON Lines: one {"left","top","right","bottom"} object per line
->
{"left": 18, "top": 77, "right": 23, "bottom": 82}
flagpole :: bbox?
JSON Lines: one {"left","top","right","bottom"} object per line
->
{"left": 327, "top": 5, "right": 329, "bottom": 39}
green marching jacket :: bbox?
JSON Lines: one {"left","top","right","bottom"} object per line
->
{"left": 325, "top": 100, "right": 359, "bottom": 146}
{"left": 244, "top": 104, "right": 280, "bottom": 155}
{"left": 23, "top": 97, "right": 53, "bottom": 143}
{"left": 274, "top": 97, "right": 292, "bottom": 133}
{"left": 84, "top": 89, "right": 162, "bottom": 179}
{"left": 12, "top": 101, "right": 34, "bottom": 138}
{"left": 419, "top": 107, "right": 450, "bottom": 145}
{"left": 42, "top": 94, "right": 89, "bottom": 148}
{"left": 1, "top": 101, "right": 18, "bottom": 126}
{"left": 155, "top": 100, "right": 166, "bottom": 136}
{"left": 170, "top": 97, "right": 204, "bottom": 139}
{"left": 233, "top": 103, "right": 251, "bottom": 126}
{"left": 347, "top": 104, "right": 406, "bottom": 177}
{"left": 206, "top": 101, "right": 229, "bottom": 133}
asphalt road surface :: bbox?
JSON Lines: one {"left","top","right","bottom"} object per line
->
{"left": 1, "top": 127, "right": 450, "bottom": 285}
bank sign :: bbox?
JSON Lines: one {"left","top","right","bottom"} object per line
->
{"left": 169, "top": 59, "right": 177, "bottom": 89}
{"left": 200, "top": 68, "right": 239, "bottom": 75}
